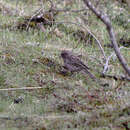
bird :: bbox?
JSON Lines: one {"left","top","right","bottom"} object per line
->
{"left": 61, "top": 50, "right": 96, "bottom": 80}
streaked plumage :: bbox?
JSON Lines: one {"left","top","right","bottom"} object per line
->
{"left": 61, "top": 50, "right": 96, "bottom": 80}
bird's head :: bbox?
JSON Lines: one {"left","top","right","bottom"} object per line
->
{"left": 61, "top": 50, "right": 70, "bottom": 58}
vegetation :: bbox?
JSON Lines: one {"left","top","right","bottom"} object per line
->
{"left": 0, "top": 0, "right": 130, "bottom": 129}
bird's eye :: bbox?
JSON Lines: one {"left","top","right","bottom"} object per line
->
{"left": 61, "top": 53, "right": 65, "bottom": 57}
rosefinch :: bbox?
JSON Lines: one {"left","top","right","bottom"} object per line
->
{"left": 61, "top": 50, "right": 96, "bottom": 80}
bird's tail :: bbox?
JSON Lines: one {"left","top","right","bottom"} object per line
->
{"left": 84, "top": 69, "right": 97, "bottom": 81}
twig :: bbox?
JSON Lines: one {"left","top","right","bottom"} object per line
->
{"left": 102, "top": 52, "right": 115, "bottom": 75}
{"left": 0, "top": 87, "right": 43, "bottom": 91}
{"left": 26, "top": 7, "right": 43, "bottom": 30}
{"left": 83, "top": 25, "right": 106, "bottom": 61}
{"left": 102, "top": 46, "right": 129, "bottom": 74}
{"left": 37, "top": 23, "right": 46, "bottom": 32}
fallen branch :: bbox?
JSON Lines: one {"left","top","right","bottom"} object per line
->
{"left": 83, "top": 0, "right": 130, "bottom": 76}
{"left": 100, "top": 74, "right": 130, "bottom": 81}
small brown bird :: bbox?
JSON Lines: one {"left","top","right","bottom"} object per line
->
{"left": 61, "top": 50, "right": 96, "bottom": 80}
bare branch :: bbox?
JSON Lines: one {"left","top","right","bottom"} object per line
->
{"left": 102, "top": 46, "right": 129, "bottom": 74}
{"left": 83, "top": 0, "right": 130, "bottom": 76}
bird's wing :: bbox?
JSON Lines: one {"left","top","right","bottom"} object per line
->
{"left": 71, "top": 56, "right": 90, "bottom": 70}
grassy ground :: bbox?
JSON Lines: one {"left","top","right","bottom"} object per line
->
{"left": 0, "top": 0, "right": 130, "bottom": 129}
